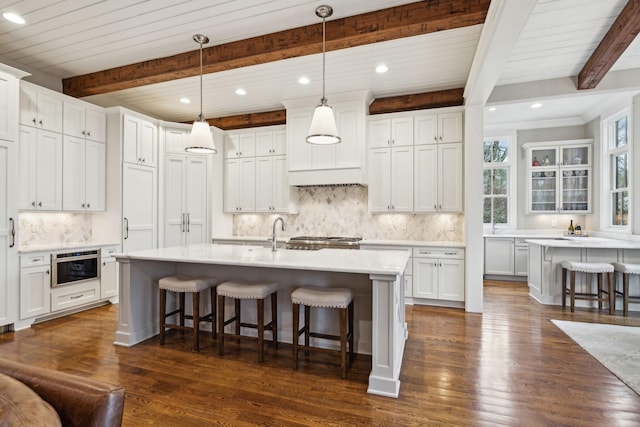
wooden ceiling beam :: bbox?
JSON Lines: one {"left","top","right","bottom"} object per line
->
{"left": 62, "top": 0, "right": 490, "bottom": 98}
{"left": 578, "top": 0, "right": 640, "bottom": 90}
{"left": 211, "top": 88, "right": 465, "bottom": 130}
{"left": 369, "top": 88, "right": 464, "bottom": 115}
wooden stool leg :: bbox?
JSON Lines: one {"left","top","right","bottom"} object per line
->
{"left": 340, "top": 307, "right": 347, "bottom": 379}
{"left": 608, "top": 272, "right": 614, "bottom": 315}
{"left": 597, "top": 273, "right": 603, "bottom": 310}
{"left": 257, "top": 298, "right": 265, "bottom": 363}
{"left": 179, "top": 293, "right": 185, "bottom": 330}
{"left": 570, "top": 270, "right": 576, "bottom": 312}
{"left": 160, "top": 289, "right": 167, "bottom": 345}
{"left": 624, "top": 272, "right": 630, "bottom": 317}
{"left": 271, "top": 292, "right": 278, "bottom": 349}
{"left": 234, "top": 299, "right": 241, "bottom": 342}
{"left": 292, "top": 302, "right": 299, "bottom": 370}
{"left": 562, "top": 268, "right": 567, "bottom": 309}
{"left": 304, "top": 305, "right": 310, "bottom": 356}
{"left": 348, "top": 300, "right": 354, "bottom": 366}
{"left": 211, "top": 287, "right": 217, "bottom": 339}
{"left": 217, "top": 294, "right": 225, "bottom": 356}
{"left": 193, "top": 292, "right": 200, "bottom": 351}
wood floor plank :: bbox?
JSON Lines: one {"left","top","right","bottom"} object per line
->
{"left": 1, "top": 280, "right": 639, "bottom": 425}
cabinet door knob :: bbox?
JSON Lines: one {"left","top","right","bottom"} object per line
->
{"left": 46, "top": 270, "right": 50, "bottom": 275}
{"left": 32, "top": 201, "right": 36, "bottom": 207}
{"left": 434, "top": 205, "right": 437, "bottom": 209}
{"left": 32, "top": 118, "right": 36, "bottom": 124}
{"left": 82, "top": 130, "right": 86, "bottom": 135}
{"left": 87, "top": 203, "right": 90, "bottom": 208}
{"left": 87, "top": 131, "right": 91, "bottom": 136}
{"left": 82, "top": 203, "right": 85, "bottom": 208}
{"left": 38, "top": 201, "right": 42, "bottom": 207}
{"left": 439, "top": 135, "right": 443, "bottom": 140}
{"left": 39, "top": 120, "right": 43, "bottom": 126}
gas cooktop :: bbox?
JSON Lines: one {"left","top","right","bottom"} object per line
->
{"left": 286, "top": 236, "right": 362, "bottom": 250}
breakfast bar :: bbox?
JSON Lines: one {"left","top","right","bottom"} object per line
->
{"left": 526, "top": 237, "right": 640, "bottom": 309}
{"left": 115, "top": 243, "right": 410, "bottom": 398}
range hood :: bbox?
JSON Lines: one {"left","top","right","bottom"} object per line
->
{"left": 282, "top": 91, "right": 372, "bottom": 187}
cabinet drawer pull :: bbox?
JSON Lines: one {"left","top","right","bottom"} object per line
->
{"left": 70, "top": 294, "right": 84, "bottom": 300}
{"left": 445, "top": 252, "right": 457, "bottom": 255}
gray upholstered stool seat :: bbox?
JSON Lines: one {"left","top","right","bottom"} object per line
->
{"left": 217, "top": 280, "right": 278, "bottom": 362}
{"left": 612, "top": 262, "right": 640, "bottom": 316}
{"left": 291, "top": 286, "right": 354, "bottom": 379}
{"left": 158, "top": 275, "right": 218, "bottom": 352}
{"left": 560, "top": 261, "right": 614, "bottom": 314}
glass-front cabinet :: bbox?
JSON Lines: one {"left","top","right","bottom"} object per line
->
{"left": 523, "top": 140, "right": 592, "bottom": 214}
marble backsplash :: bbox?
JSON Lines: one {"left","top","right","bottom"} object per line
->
{"left": 19, "top": 212, "right": 92, "bottom": 247}
{"left": 234, "top": 185, "right": 464, "bottom": 241}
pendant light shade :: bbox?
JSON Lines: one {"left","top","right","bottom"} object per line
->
{"left": 306, "top": 5, "right": 340, "bottom": 145}
{"left": 186, "top": 34, "right": 217, "bottom": 154}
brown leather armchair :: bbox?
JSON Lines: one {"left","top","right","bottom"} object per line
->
{"left": 0, "top": 359, "right": 125, "bottom": 427}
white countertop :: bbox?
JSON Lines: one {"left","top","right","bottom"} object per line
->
{"left": 526, "top": 236, "right": 640, "bottom": 249}
{"left": 19, "top": 241, "right": 120, "bottom": 254}
{"left": 116, "top": 243, "right": 410, "bottom": 276}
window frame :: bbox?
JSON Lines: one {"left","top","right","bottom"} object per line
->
{"left": 601, "top": 107, "right": 632, "bottom": 231}
{"left": 483, "top": 134, "right": 517, "bottom": 230}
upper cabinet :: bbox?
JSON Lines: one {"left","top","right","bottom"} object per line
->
{"left": 62, "top": 136, "right": 105, "bottom": 212}
{"left": 368, "top": 107, "right": 464, "bottom": 214}
{"left": 225, "top": 133, "right": 256, "bottom": 158}
{"left": 523, "top": 139, "right": 592, "bottom": 214}
{"left": 0, "top": 69, "right": 21, "bottom": 142}
{"left": 19, "top": 82, "right": 63, "bottom": 133}
{"left": 123, "top": 114, "right": 157, "bottom": 167}
{"left": 63, "top": 100, "right": 106, "bottom": 143}
{"left": 255, "top": 130, "right": 286, "bottom": 156}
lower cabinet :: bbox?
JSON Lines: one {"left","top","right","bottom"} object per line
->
{"left": 413, "top": 247, "right": 465, "bottom": 302}
{"left": 100, "top": 246, "right": 118, "bottom": 299}
{"left": 50, "top": 280, "right": 100, "bottom": 312}
{"left": 484, "top": 237, "right": 529, "bottom": 277}
{"left": 514, "top": 238, "right": 529, "bottom": 276}
{"left": 19, "top": 253, "right": 51, "bottom": 319}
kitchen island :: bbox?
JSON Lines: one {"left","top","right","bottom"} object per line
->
{"left": 526, "top": 237, "right": 640, "bottom": 309}
{"left": 115, "top": 243, "right": 410, "bottom": 398}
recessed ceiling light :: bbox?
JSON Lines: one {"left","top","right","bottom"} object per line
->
{"left": 3, "top": 12, "right": 25, "bottom": 24}
{"left": 531, "top": 103, "right": 543, "bottom": 109}
{"left": 298, "top": 76, "right": 310, "bottom": 85}
{"left": 235, "top": 88, "right": 247, "bottom": 96}
{"left": 488, "top": 107, "right": 496, "bottom": 112}
{"left": 375, "top": 64, "right": 388, "bottom": 74}
{"left": 180, "top": 97, "right": 191, "bottom": 104}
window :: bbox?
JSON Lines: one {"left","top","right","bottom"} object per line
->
{"left": 483, "top": 137, "right": 513, "bottom": 227}
{"left": 603, "top": 110, "right": 630, "bottom": 228}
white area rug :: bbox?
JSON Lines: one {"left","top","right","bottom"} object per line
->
{"left": 551, "top": 320, "right": 640, "bottom": 395}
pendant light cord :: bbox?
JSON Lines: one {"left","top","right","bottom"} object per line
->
{"left": 321, "top": 15, "right": 326, "bottom": 105}
{"left": 199, "top": 40, "right": 204, "bottom": 121}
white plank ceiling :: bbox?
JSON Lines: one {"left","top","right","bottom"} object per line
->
{"left": 1, "top": 0, "right": 640, "bottom": 128}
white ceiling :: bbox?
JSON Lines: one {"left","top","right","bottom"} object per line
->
{"left": 1, "top": 0, "right": 640, "bottom": 129}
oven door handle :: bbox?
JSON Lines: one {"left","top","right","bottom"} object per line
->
{"left": 54, "top": 254, "right": 100, "bottom": 262}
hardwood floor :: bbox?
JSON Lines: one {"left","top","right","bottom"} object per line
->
{"left": 2, "top": 280, "right": 640, "bottom": 426}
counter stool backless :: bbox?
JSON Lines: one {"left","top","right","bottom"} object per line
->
{"left": 561, "top": 261, "right": 614, "bottom": 314}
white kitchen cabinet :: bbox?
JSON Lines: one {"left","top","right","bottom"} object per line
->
{"left": 19, "top": 82, "right": 63, "bottom": 133}
{"left": 0, "top": 69, "right": 20, "bottom": 142}
{"left": 123, "top": 114, "right": 157, "bottom": 167}
{"left": 164, "top": 154, "right": 209, "bottom": 246}
{"left": 484, "top": 237, "right": 515, "bottom": 275}
{"left": 19, "top": 253, "right": 51, "bottom": 319}
{"left": 414, "top": 142, "right": 463, "bottom": 213}
{"left": 368, "top": 117, "right": 413, "bottom": 148}
{"left": 255, "top": 155, "right": 290, "bottom": 212}
{"left": 18, "top": 125, "right": 63, "bottom": 211}
{"left": 63, "top": 100, "right": 106, "bottom": 143}
{"left": 514, "top": 238, "right": 529, "bottom": 277}
{"left": 413, "top": 247, "right": 465, "bottom": 302}
{"left": 414, "top": 112, "right": 463, "bottom": 145}
{"left": 50, "top": 280, "right": 100, "bottom": 312}
{"left": 255, "top": 129, "right": 286, "bottom": 156}
{"left": 0, "top": 137, "right": 18, "bottom": 328}
{"left": 123, "top": 163, "right": 157, "bottom": 252}
{"left": 225, "top": 133, "right": 256, "bottom": 158}
{"left": 224, "top": 157, "right": 256, "bottom": 212}
{"left": 368, "top": 146, "right": 413, "bottom": 212}
{"left": 524, "top": 140, "right": 592, "bottom": 214}
{"left": 62, "top": 136, "right": 105, "bottom": 211}
{"left": 100, "top": 247, "right": 118, "bottom": 300}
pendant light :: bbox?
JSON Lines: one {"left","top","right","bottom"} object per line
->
{"left": 306, "top": 5, "right": 341, "bottom": 145}
{"left": 186, "top": 34, "right": 217, "bottom": 154}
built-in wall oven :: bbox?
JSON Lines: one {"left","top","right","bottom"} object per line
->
{"left": 51, "top": 250, "right": 101, "bottom": 288}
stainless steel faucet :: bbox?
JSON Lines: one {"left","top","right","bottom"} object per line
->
{"left": 272, "top": 217, "right": 285, "bottom": 252}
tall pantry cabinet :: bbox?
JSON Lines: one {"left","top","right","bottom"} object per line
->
{"left": 92, "top": 107, "right": 158, "bottom": 253}
{"left": 0, "top": 65, "right": 26, "bottom": 328}
{"left": 160, "top": 123, "right": 211, "bottom": 247}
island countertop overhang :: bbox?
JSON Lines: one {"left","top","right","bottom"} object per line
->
{"left": 115, "top": 243, "right": 410, "bottom": 276}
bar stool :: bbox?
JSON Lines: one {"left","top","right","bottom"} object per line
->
{"left": 561, "top": 261, "right": 614, "bottom": 314}
{"left": 159, "top": 275, "right": 218, "bottom": 351}
{"left": 612, "top": 262, "right": 640, "bottom": 316}
{"left": 217, "top": 280, "right": 278, "bottom": 362}
{"left": 291, "top": 286, "right": 354, "bottom": 379}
